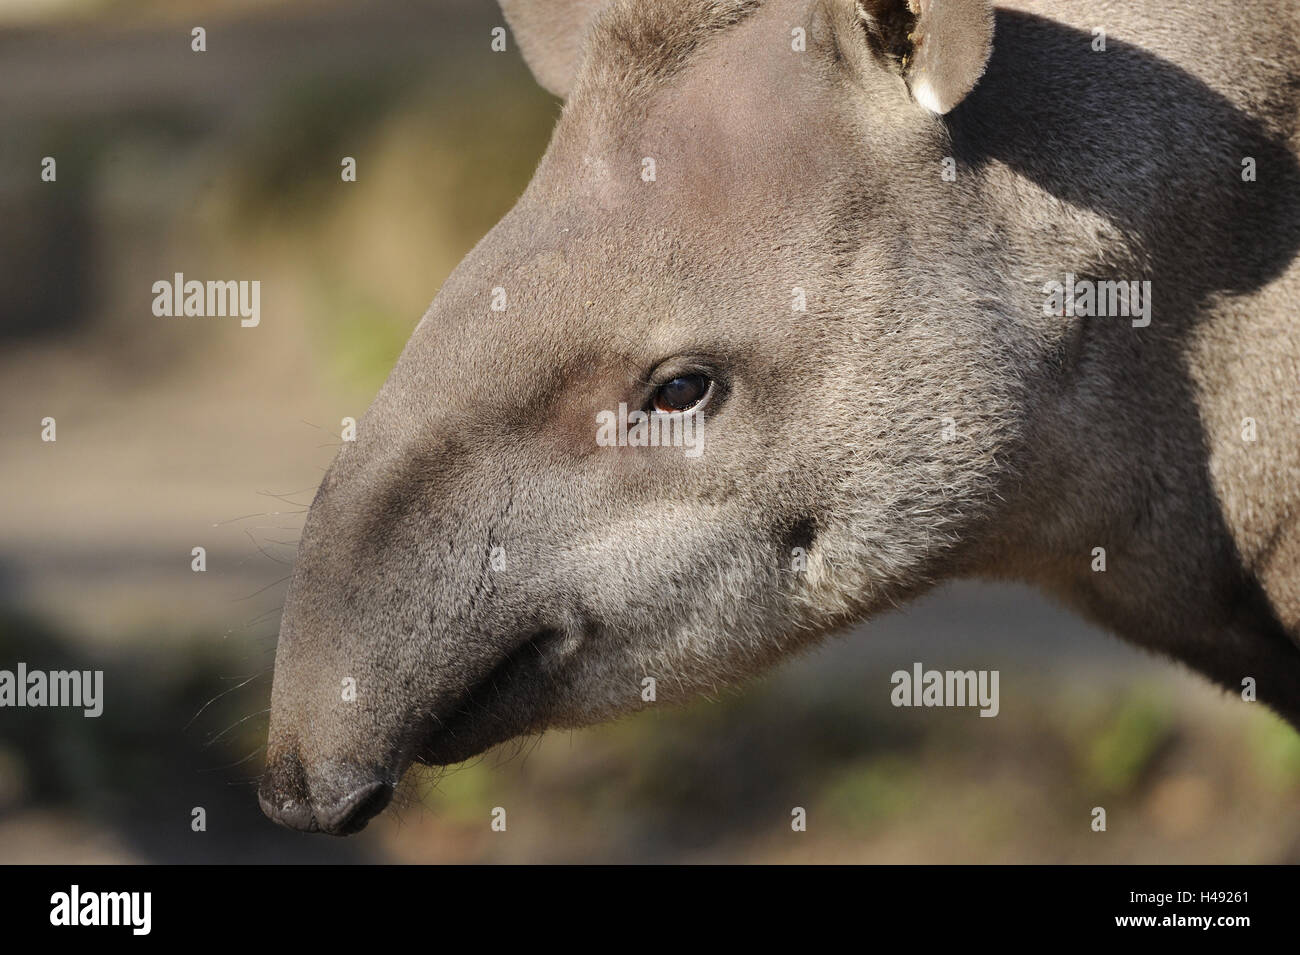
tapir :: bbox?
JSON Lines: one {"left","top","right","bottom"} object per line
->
{"left": 260, "top": 0, "right": 1300, "bottom": 834}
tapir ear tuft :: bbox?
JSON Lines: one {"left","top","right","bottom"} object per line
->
{"left": 857, "top": 0, "right": 994, "bottom": 114}
{"left": 499, "top": 0, "right": 608, "bottom": 98}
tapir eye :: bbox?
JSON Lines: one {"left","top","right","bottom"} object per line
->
{"left": 651, "top": 374, "right": 711, "bottom": 414}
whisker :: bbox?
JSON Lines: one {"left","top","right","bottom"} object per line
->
{"left": 232, "top": 575, "right": 291, "bottom": 602}
{"left": 222, "top": 606, "right": 283, "bottom": 638}
{"left": 204, "top": 707, "right": 270, "bottom": 746}
{"left": 185, "top": 671, "right": 268, "bottom": 732}
{"left": 257, "top": 489, "right": 316, "bottom": 507}
{"left": 244, "top": 529, "right": 293, "bottom": 566}
{"left": 299, "top": 418, "right": 335, "bottom": 435}
{"left": 201, "top": 744, "right": 267, "bottom": 773}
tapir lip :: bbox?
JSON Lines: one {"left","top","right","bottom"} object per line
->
{"left": 315, "top": 780, "right": 395, "bottom": 835}
{"left": 413, "top": 626, "right": 567, "bottom": 766}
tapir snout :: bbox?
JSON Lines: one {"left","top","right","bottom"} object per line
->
{"left": 259, "top": 375, "right": 605, "bottom": 834}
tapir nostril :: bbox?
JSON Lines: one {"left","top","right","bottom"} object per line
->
{"left": 259, "top": 752, "right": 319, "bottom": 832}
{"left": 259, "top": 772, "right": 393, "bottom": 835}
{"left": 259, "top": 752, "right": 393, "bottom": 835}
{"left": 259, "top": 790, "right": 319, "bottom": 833}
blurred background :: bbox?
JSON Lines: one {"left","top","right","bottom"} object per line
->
{"left": 1, "top": 0, "right": 1298, "bottom": 863}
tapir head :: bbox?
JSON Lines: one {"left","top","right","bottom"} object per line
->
{"left": 262, "top": 0, "right": 1025, "bottom": 834}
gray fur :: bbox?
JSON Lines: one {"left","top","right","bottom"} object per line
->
{"left": 260, "top": 0, "right": 1300, "bottom": 834}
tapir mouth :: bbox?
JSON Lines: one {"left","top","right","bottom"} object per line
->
{"left": 412, "top": 626, "right": 568, "bottom": 767}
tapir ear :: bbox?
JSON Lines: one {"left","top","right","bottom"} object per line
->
{"left": 499, "top": 0, "right": 607, "bottom": 98}
{"left": 856, "top": 0, "right": 994, "bottom": 114}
